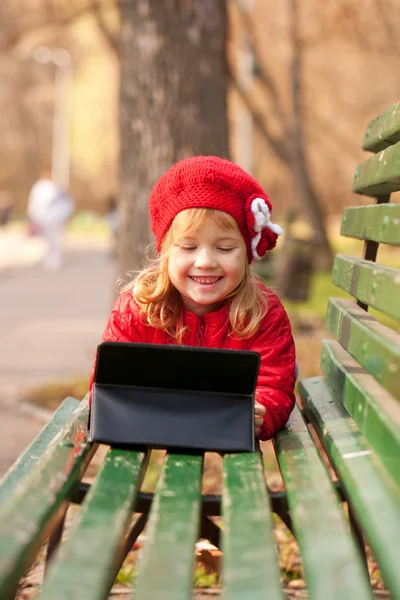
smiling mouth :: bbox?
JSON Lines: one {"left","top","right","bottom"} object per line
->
{"left": 189, "top": 276, "right": 222, "bottom": 285}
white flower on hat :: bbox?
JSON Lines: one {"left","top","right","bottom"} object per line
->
{"left": 250, "top": 197, "right": 283, "bottom": 260}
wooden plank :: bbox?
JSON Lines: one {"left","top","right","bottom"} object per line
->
{"left": 134, "top": 452, "right": 203, "bottom": 600}
{"left": 326, "top": 298, "right": 400, "bottom": 399}
{"left": 332, "top": 255, "right": 400, "bottom": 320}
{"left": 0, "top": 397, "right": 80, "bottom": 504}
{"left": 340, "top": 204, "right": 400, "bottom": 245}
{"left": 221, "top": 452, "right": 283, "bottom": 600}
{"left": 0, "top": 400, "right": 95, "bottom": 600}
{"left": 352, "top": 141, "right": 400, "bottom": 196}
{"left": 321, "top": 340, "right": 400, "bottom": 487}
{"left": 300, "top": 377, "right": 400, "bottom": 599}
{"left": 275, "top": 405, "right": 373, "bottom": 599}
{"left": 362, "top": 101, "right": 400, "bottom": 152}
{"left": 40, "top": 447, "right": 146, "bottom": 600}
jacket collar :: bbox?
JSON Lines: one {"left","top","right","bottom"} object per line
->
{"left": 182, "top": 302, "right": 229, "bottom": 324}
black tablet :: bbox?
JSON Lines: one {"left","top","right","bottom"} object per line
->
{"left": 89, "top": 341, "right": 260, "bottom": 453}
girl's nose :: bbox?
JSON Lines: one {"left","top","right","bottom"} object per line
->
{"left": 194, "top": 248, "right": 217, "bottom": 268}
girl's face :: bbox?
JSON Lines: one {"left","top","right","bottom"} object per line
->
{"left": 168, "top": 212, "right": 247, "bottom": 316}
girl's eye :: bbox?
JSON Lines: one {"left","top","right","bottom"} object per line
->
{"left": 180, "top": 246, "right": 196, "bottom": 251}
{"left": 218, "top": 247, "right": 235, "bottom": 252}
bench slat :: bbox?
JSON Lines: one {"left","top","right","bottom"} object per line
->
{"left": 332, "top": 255, "right": 400, "bottom": 320}
{"left": 0, "top": 397, "right": 80, "bottom": 504}
{"left": 321, "top": 340, "right": 400, "bottom": 486}
{"left": 362, "top": 101, "right": 400, "bottom": 152}
{"left": 352, "top": 141, "right": 400, "bottom": 196}
{"left": 40, "top": 447, "right": 146, "bottom": 600}
{"left": 0, "top": 400, "right": 94, "bottom": 600}
{"left": 222, "top": 452, "right": 283, "bottom": 600}
{"left": 134, "top": 452, "right": 203, "bottom": 600}
{"left": 300, "top": 377, "right": 400, "bottom": 598}
{"left": 274, "top": 405, "right": 373, "bottom": 599}
{"left": 341, "top": 204, "right": 400, "bottom": 245}
{"left": 326, "top": 298, "right": 400, "bottom": 399}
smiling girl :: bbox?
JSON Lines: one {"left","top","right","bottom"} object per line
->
{"left": 91, "top": 156, "right": 296, "bottom": 441}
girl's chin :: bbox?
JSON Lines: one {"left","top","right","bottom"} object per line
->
{"left": 182, "top": 295, "right": 224, "bottom": 314}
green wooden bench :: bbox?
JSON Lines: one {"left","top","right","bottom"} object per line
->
{"left": 0, "top": 103, "right": 399, "bottom": 599}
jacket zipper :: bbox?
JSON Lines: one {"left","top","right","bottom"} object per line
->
{"left": 196, "top": 318, "right": 205, "bottom": 346}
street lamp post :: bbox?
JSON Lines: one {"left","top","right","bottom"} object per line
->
{"left": 32, "top": 47, "right": 72, "bottom": 189}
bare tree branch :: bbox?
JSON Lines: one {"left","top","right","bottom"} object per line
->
{"left": 0, "top": 0, "right": 119, "bottom": 55}
{"left": 93, "top": 0, "right": 121, "bottom": 57}
{"left": 229, "top": 69, "right": 290, "bottom": 164}
{"left": 231, "top": 0, "right": 289, "bottom": 131}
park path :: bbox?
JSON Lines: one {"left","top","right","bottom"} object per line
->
{"left": 0, "top": 227, "right": 115, "bottom": 475}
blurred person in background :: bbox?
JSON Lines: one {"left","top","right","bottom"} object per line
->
{"left": 27, "top": 167, "right": 75, "bottom": 270}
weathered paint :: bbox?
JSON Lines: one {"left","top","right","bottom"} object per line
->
{"left": 340, "top": 204, "right": 400, "bottom": 245}
{"left": 352, "top": 140, "right": 400, "bottom": 196}
{"left": 275, "top": 405, "right": 373, "bottom": 599}
{"left": 0, "top": 397, "right": 80, "bottom": 505}
{"left": 362, "top": 101, "right": 400, "bottom": 152}
{"left": 320, "top": 341, "right": 400, "bottom": 487}
{"left": 221, "top": 452, "right": 283, "bottom": 600}
{"left": 332, "top": 255, "right": 400, "bottom": 320}
{"left": 326, "top": 298, "right": 400, "bottom": 399}
{"left": 0, "top": 400, "right": 94, "bottom": 600}
{"left": 133, "top": 452, "right": 203, "bottom": 600}
{"left": 300, "top": 377, "right": 400, "bottom": 599}
{"left": 40, "top": 447, "right": 146, "bottom": 600}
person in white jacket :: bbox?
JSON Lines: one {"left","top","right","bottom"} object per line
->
{"left": 27, "top": 168, "right": 74, "bottom": 270}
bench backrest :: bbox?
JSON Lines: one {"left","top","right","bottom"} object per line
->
{"left": 323, "top": 101, "right": 400, "bottom": 486}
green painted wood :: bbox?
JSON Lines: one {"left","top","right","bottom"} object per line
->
{"left": 321, "top": 340, "right": 400, "bottom": 487}
{"left": 326, "top": 298, "right": 400, "bottom": 399}
{"left": 0, "top": 400, "right": 95, "bottom": 600}
{"left": 221, "top": 452, "right": 283, "bottom": 600}
{"left": 40, "top": 447, "right": 146, "bottom": 600}
{"left": 332, "top": 255, "right": 400, "bottom": 320}
{"left": 274, "top": 405, "right": 373, "bottom": 599}
{"left": 362, "top": 101, "right": 400, "bottom": 152}
{"left": 340, "top": 204, "right": 400, "bottom": 245}
{"left": 300, "top": 377, "right": 400, "bottom": 599}
{"left": 352, "top": 140, "right": 400, "bottom": 196}
{"left": 133, "top": 452, "right": 203, "bottom": 600}
{"left": 0, "top": 397, "right": 80, "bottom": 504}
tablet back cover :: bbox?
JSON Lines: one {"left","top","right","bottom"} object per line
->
{"left": 90, "top": 342, "right": 260, "bottom": 452}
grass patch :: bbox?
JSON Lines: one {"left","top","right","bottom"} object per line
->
{"left": 67, "top": 211, "right": 109, "bottom": 238}
{"left": 22, "top": 376, "right": 90, "bottom": 411}
{"left": 282, "top": 270, "right": 347, "bottom": 320}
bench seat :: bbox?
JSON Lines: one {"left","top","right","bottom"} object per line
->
{"left": 300, "top": 377, "right": 400, "bottom": 594}
{"left": 0, "top": 397, "right": 387, "bottom": 600}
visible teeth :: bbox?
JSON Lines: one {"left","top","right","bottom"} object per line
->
{"left": 191, "top": 277, "right": 220, "bottom": 284}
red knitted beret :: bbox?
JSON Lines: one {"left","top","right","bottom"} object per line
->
{"left": 149, "top": 155, "right": 282, "bottom": 263}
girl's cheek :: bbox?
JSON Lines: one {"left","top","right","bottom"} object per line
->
{"left": 231, "top": 253, "right": 246, "bottom": 268}
{"left": 174, "top": 253, "right": 191, "bottom": 268}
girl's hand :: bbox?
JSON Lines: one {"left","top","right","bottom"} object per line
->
{"left": 254, "top": 401, "right": 266, "bottom": 436}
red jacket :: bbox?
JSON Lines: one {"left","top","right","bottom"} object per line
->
{"left": 90, "top": 285, "right": 296, "bottom": 440}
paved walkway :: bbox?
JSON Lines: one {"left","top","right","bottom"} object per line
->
{"left": 0, "top": 227, "right": 115, "bottom": 474}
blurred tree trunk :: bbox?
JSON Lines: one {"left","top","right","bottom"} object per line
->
{"left": 233, "top": 1, "right": 334, "bottom": 270}
{"left": 288, "top": 0, "right": 333, "bottom": 268}
{"left": 118, "top": 0, "right": 230, "bottom": 276}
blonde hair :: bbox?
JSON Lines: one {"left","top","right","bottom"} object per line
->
{"left": 120, "top": 208, "right": 268, "bottom": 342}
